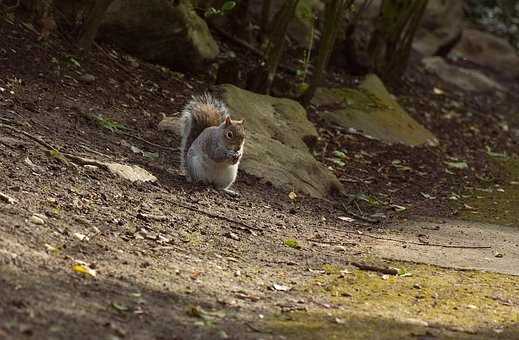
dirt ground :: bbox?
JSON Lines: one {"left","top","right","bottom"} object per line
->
{"left": 1, "top": 16, "right": 519, "bottom": 340}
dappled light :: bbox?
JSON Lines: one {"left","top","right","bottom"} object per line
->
{"left": 1, "top": 0, "right": 518, "bottom": 339}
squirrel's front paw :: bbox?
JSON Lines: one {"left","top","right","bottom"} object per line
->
{"left": 231, "top": 151, "right": 242, "bottom": 164}
{"left": 223, "top": 188, "right": 240, "bottom": 197}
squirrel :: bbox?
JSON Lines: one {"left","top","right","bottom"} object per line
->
{"left": 180, "top": 93, "right": 245, "bottom": 195}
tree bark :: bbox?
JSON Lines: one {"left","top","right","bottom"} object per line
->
{"left": 367, "top": 0, "right": 428, "bottom": 82}
{"left": 261, "top": 0, "right": 272, "bottom": 35}
{"left": 302, "top": 0, "right": 355, "bottom": 107}
{"left": 262, "top": 0, "right": 300, "bottom": 94}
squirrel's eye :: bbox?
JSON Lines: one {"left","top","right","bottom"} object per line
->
{"left": 226, "top": 131, "right": 233, "bottom": 139}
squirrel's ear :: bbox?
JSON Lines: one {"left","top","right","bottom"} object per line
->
{"left": 225, "top": 116, "right": 231, "bottom": 126}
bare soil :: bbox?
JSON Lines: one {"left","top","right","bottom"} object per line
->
{"left": 1, "top": 16, "right": 519, "bottom": 340}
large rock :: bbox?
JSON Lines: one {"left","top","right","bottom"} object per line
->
{"left": 98, "top": 0, "right": 219, "bottom": 72}
{"left": 219, "top": 85, "right": 343, "bottom": 198}
{"left": 312, "top": 74, "right": 438, "bottom": 146}
{"left": 413, "top": 0, "right": 464, "bottom": 56}
{"left": 449, "top": 28, "right": 519, "bottom": 80}
{"left": 422, "top": 57, "right": 505, "bottom": 93}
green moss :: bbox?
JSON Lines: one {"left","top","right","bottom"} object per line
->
{"left": 284, "top": 239, "right": 301, "bottom": 249}
{"left": 311, "top": 76, "right": 438, "bottom": 146}
{"left": 459, "top": 157, "right": 519, "bottom": 226}
{"left": 264, "top": 262, "right": 519, "bottom": 339}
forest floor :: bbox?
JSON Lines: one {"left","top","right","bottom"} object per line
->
{"left": 1, "top": 17, "right": 519, "bottom": 340}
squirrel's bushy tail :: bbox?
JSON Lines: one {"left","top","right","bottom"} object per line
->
{"left": 180, "top": 93, "right": 229, "bottom": 167}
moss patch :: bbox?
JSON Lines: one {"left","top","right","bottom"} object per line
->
{"left": 265, "top": 262, "right": 519, "bottom": 339}
{"left": 459, "top": 157, "right": 519, "bottom": 226}
{"left": 311, "top": 75, "right": 438, "bottom": 146}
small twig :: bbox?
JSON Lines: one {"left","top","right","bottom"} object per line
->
{"left": 0, "top": 123, "right": 56, "bottom": 150}
{"left": 78, "top": 109, "right": 174, "bottom": 151}
{"left": 307, "top": 238, "right": 357, "bottom": 247}
{"left": 1, "top": 123, "right": 105, "bottom": 170}
{"left": 94, "top": 43, "right": 136, "bottom": 80}
{"left": 211, "top": 25, "right": 264, "bottom": 57}
{"left": 340, "top": 202, "right": 380, "bottom": 224}
{"left": 2, "top": 0, "right": 19, "bottom": 11}
{"left": 320, "top": 142, "right": 328, "bottom": 162}
{"left": 358, "top": 232, "right": 492, "bottom": 249}
{"left": 245, "top": 322, "right": 272, "bottom": 334}
{"left": 0, "top": 192, "right": 17, "bottom": 204}
{"left": 322, "top": 225, "right": 491, "bottom": 249}
{"left": 210, "top": 25, "right": 296, "bottom": 74}
{"left": 152, "top": 245, "right": 188, "bottom": 254}
{"left": 136, "top": 212, "right": 168, "bottom": 222}
{"left": 79, "top": 144, "right": 114, "bottom": 160}
{"left": 119, "top": 131, "right": 175, "bottom": 151}
{"left": 3, "top": 109, "right": 51, "bottom": 132}
{"left": 171, "top": 200, "right": 263, "bottom": 234}
{"left": 0, "top": 117, "right": 15, "bottom": 124}
{"left": 349, "top": 262, "right": 399, "bottom": 275}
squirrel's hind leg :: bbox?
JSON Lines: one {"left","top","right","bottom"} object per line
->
{"left": 222, "top": 188, "right": 240, "bottom": 197}
{"left": 213, "top": 164, "right": 238, "bottom": 190}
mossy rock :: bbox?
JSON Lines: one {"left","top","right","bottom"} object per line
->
{"left": 220, "top": 84, "right": 343, "bottom": 198}
{"left": 312, "top": 74, "right": 438, "bottom": 146}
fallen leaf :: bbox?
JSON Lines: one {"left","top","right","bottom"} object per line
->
{"left": 73, "top": 232, "right": 88, "bottom": 241}
{"left": 272, "top": 284, "right": 291, "bottom": 292}
{"left": 485, "top": 146, "right": 508, "bottom": 158}
{"left": 390, "top": 204, "right": 407, "bottom": 212}
{"left": 397, "top": 269, "right": 413, "bottom": 277}
{"left": 449, "top": 193, "right": 460, "bottom": 200}
{"left": 433, "top": 87, "right": 444, "bottom": 95}
{"left": 335, "top": 317, "right": 345, "bottom": 324}
{"left": 0, "top": 192, "right": 17, "bottom": 204}
{"left": 112, "top": 302, "right": 129, "bottom": 312}
{"left": 73, "top": 263, "right": 96, "bottom": 277}
{"left": 444, "top": 160, "right": 468, "bottom": 170}
{"left": 420, "top": 192, "right": 436, "bottom": 200}
{"left": 332, "top": 150, "right": 348, "bottom": 160}
{"left": 327, "top": 158, "right": 346, "bottom": 167}
{"left": 29, "top": 215, "right": 45, "bottom": 225}
{"left": 44, "top": 244, "right": 60, "bottom": 255}
{"left": 337, "top": 216, "right": 355, "bottom": 222}
{"left": 284, "top": 239, "right": 301, "bottom": 249}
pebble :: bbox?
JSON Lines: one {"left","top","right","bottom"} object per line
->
{"left": 226, "top": 231, "right": 240, "bottom": 241}
{"left": 0, "top": 192, "right": 17, "bottom": 204}
{"left": 79, "top": 73, "right": 96, "bottom": 83}
{"left": 334, "top": 245, "right": 347, "bottom": 252}
{"left": 29, "top": 215, "right": 45, "bottom": 225}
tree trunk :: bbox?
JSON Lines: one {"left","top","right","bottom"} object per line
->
{"left": 262, "top": 0, "right": 300, "bottom": 94}
{"left": 77, "top": 0, "right": 115, "bottom": 51}
{"left": 302, "top": 0, "right": 355, "bottom": 107}
{"left": 261, "top": 0, "right": 272, "bottom": 35}
{"left": 367, "top": 0, "right": 428, "bottom": 82}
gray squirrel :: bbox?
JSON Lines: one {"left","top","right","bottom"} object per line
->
{"left": 180, "top": 94, "right": 245, "bottom": 194}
